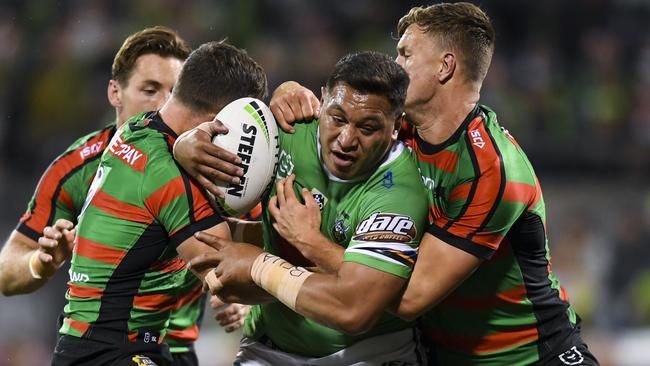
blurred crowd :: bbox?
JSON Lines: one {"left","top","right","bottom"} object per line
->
{"left": 0, "top": 0, "right": 648, "bottom": 365}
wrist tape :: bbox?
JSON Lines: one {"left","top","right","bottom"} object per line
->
{"left": 250, "top": 253, "right": 313, "bottom": 310}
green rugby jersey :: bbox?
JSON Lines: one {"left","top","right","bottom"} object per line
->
{"left": 244, "top": 121, "right": 428, "bottom": 357}
{"left": 60, "top": 111, "right": 222, "bottom": 346}
{"left": 404, "top": 105, "right": 579, "bottom": 365}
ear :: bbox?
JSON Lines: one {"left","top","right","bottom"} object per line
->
{"left": 392, "top": 113, "right": 405, "bottom": 141}
{"left": 438, "top": 52, "right": 456, "bottom": 83}
{"left": 107, "top": 79, "right": 122, "bottom": 108}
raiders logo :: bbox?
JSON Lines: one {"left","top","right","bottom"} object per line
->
{"left": 310, "top": 188, "right": 327, "bottom": 211}
{"left": 558, "top": 346, "right": 584, "bottom": 365}
{"left": 352, "top": 213, "right": 416, "bottom": 242}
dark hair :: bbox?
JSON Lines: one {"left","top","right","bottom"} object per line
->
{"left": 326, "top": 51, "right": 409, "bottom": 116}
{"left": 112, "top": 26, "right": 192, "bottom": 85}
{"left": 398, "top": 2, "right": 495, "bottom": 83}
{"left": 173, "top": 41, "right": 268, "bottom": 114}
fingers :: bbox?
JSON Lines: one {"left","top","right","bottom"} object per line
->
{"left": 205, "top": 119, "right": 229, "bottom": 136}
{"left": 204, "top": 269, "right": 223, "bottom": 294}
{"left": 53, "top": 219, "right": 74, "bottom": 231}
{"left": 197, "top": 175, "right": 225, "bottom": 199}
{"left": 301, "top": 188, "right": 317, "bottom": 208}
{"left": 309, "top": 94, "right": 321, "bottom": 119}
{"left": 38, "top": 235, "right": 59, "bottom": 250}
{"left": 37, "top": 251, "right": 53, "bottom": 264}
{"left": 209, "top": 295, "right": 225, "bottom": 309}
{"left": 282, "top": 175, "right": 299, "bottom": 204}
{"left": 42, "top": 226, "right": 62, "bottom": 241}
{"left": 194, "top": 231, "right": 225, "bottom": 250}
{"left": 187, "top": 252, "right": 223, "bottom": 273}
{"left": 275, "top": 178, "right": 287, "bottom": 207}
{"left": 215, "top": 303, "right": 249, "bottom": 333}
{"left": 271, "top": 103, "right": 296, "bottom": 134}
{"left": 267, "top": 196, "right": 280, "bottom": 221}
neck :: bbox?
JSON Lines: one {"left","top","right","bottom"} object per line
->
{"left": 408, "top": 84, "right": 480, "bottom": 145}
{"left": 158, "top": 99, "right": 214, "bottom": 136}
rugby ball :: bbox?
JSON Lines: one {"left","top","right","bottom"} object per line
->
{"left": 210, "top": 97, "right": 279, "bottom": 217}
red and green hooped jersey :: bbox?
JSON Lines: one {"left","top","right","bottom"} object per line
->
{"left": 59, "top": 112, "right": 222, "bottom": 346}
{"left": 403, "top": 105, "right": 578, "bottom": 365}
{"left": 244, "top": 121, "right": 428, "bottom": 357}
{"left": 17, "top": 124, "right": 116, "bottom": 241}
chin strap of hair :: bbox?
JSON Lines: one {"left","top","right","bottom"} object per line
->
{"left": 250, "top": 253, "right": 313, "bottom": 311}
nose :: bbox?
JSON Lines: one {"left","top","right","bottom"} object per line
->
{"left": 155, "top": 90, "right": 173, "bottom": 109}
{"left": 395, "top": 55, "right": 403, "bottom": 67}
{"left": 336, "top": 125, "right": 359, "bottom": 152}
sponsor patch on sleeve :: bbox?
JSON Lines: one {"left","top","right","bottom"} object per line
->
{"left": 107, "top": 133, "right": 148, "bottom": 172}
{"left": 346, "top": 212, "right": 418, "bottom": 269}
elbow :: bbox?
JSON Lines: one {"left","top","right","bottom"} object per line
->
{"left": 0, "top": 276, "right": 18, "bottom": 297}
{"left": 332, "top": 309, "right": 378, "bottom": 335}
{"left": 396, "top": 296, "right": 426, "bottom": 322}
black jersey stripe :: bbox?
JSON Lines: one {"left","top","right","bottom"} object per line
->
{"left": 88, "top": 223, "right": 169, "bottom": 343}
{"left": 466, "top": 124, "right": 506, "bottom": 242}
{"left": 508, "top": 212, "right": 574, "bottom": 360}
{"left": 442, "top": 129, "right": 481, "bottom": 231}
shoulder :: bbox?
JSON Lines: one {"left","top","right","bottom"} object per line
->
{"left": 361, "top": 143, "right": 428, "bottom": 212}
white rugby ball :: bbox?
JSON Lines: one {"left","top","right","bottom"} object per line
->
{"left": 210, "top": 97, "right": 279, "bottom": 217}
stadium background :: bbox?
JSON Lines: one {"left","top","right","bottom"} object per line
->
{"left": 0, "top": 0, "right": 648, "bottom": 365}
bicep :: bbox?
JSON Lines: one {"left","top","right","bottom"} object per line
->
{"left": 397, "top": 232, "right": 482, "bottom": 320}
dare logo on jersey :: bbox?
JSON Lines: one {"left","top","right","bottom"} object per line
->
{"left": 107, "top": 134, "right": 148, "bottom": 172}
{"left": 353, "top": 213, "right": 416, "bottom": 243}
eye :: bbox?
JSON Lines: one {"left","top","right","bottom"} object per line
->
{"left": 331, "top": 115, "right": 346, "bottom": 124}
{"left": 142, "top": 88, "right": 157, "bottom": 96}
{"left": 360, "top": 125, "right": 379, "bottom": 135}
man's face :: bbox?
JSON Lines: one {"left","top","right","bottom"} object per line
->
{"left": 396, "top": 24, "right": 440, "bottom": 112}
{"left": 319, "top": 82, "right": 399, "bottom": 180}
{"left": 110, "top": 53, "right": 183, "bottom": 126}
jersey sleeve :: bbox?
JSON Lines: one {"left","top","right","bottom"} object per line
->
{"left": 427, "top": 121, "right": 533, "bottom": 260}
{"left": 343, "top": 174, "right": 427, "bottom": 279}
{"left": 142, "top": 149, "right": 223, "bottom": 248}
{"left": 17, "top": 126, "right": 114, "bottom": 241}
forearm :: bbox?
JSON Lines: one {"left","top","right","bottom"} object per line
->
{"left": 251, "top": 253, "right": 400, "bottom": 334}
{"left": 0, "top": 231, "right": 48, "bottom": 295}
{"left": 293, "top": 233, "right": 345, "bottom": 274}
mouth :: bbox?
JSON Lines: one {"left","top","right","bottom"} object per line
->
{"left": 330, "top": 150, "right": 356, "bottom": 168}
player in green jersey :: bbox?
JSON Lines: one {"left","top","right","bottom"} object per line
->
{"left": 48, "top": 41, "right": 267, "bottom": 366}
{"left": 178, "top": 4, "right": 600, "bottom": 366}
{"left": 178, "top": 51, "right": 429, "bottom": 365}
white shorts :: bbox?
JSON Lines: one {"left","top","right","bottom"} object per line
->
{"left": 233, "top": 328, "right": 425, "bottom": 366}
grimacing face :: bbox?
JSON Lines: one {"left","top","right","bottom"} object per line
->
{"left": 110, "top": 53, "right": 184, "bottom": 127}
{"left": 396, "top": 24, "right": 440, "bottom": 112}
{"left": 319, "top": 82, "right": 400, "bottom": 180}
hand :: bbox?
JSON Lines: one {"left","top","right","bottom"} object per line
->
{"left": 189, "top": 231, "right": 264, "bottom": 295}
{"left": 173, "top": 117, "right": 244, "bottom": 198}
{"left": 268, "top": 175, "right": 322, "bottom": 255}
{"left": 270, "top": 81, "right": 320, "bottom": 133}
{"left": 210, "top": 296, "right": 250, "bottom": 333}
{"left": 35, "top": 219, "right": 76, "bottom": 278}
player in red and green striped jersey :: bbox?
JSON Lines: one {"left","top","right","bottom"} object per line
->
{"left": 181, "top": 4, "right": 600, "bottom": 366}
{"left": 51, "top": 41, "right": 267, "bottom": 366}
{"left": 0, "top": 28, "right": 244, "bottom": 366}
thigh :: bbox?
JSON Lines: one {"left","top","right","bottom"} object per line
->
{"left": 52, "top": 335, "right": 118, "bottom": 366}
{"left": 544, "top": 342, "right": 600, "bottom": 366}
{"left": 170, "top": 350, "right": 199, "bottom": 366}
